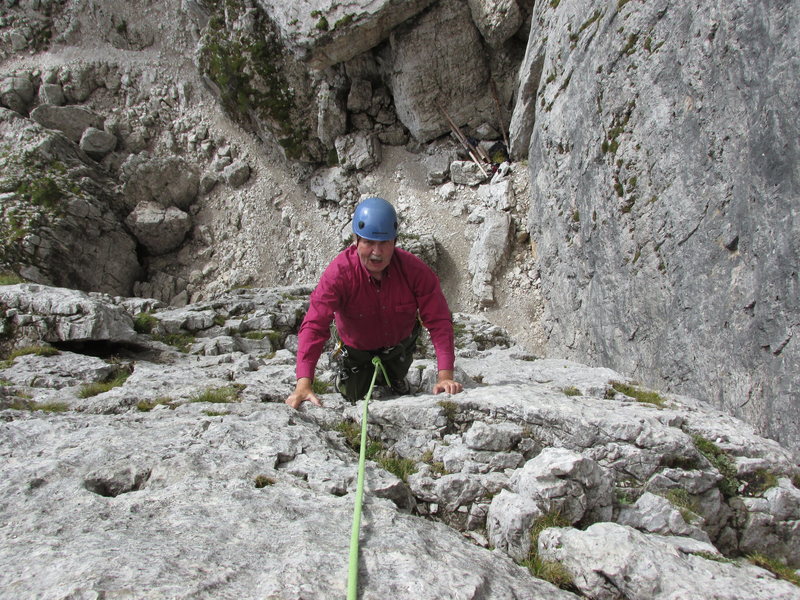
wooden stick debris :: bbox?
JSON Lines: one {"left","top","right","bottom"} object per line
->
{"left": 436, "top": 100, "right": 490, "bottom": 177}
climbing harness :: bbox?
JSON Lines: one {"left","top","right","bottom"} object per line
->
{"left": 346, "top": 356, "right": 389, "bottom": 600}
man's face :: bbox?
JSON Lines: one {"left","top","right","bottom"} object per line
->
{"left": 356, "top": 237, "right": 396, "bottom": 279}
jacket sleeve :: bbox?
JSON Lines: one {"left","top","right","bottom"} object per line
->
{"left": 412, "top": 260, "right": 456, "bottom": 373}
{"left": 295, "top": 261, "right": 343, "bottom": 380}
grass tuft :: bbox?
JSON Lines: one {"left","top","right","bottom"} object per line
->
{"left": 152, "top": 333, "right": 195, "bottom": 353}
{"left": 0, "top": 272, "right": 24, "bottom": 285}
{"left": 376, "top": 454, "right": 417, "bottom": 482}
{"left": 520, "top": 511, "right": 577, "bottom": 591}
{"left": 78, "top": 371, "right": 130, "bottom": 398}
{"left": 333, "top": 420, "right": 383, "bottom": 460}
{"left": 7, "top": 400, "right": 69, "bottom": 412}
{"left": 437, "top": 399, "right": 458, "bottom": 422}
{"left": 610, "top": 381, "right": 666, "bottom": 407}
{"left": 202, "top": 409, "right": 228, "bottom": 417}
{"left": 7, "top": 345, "right": 60, "bottom": 362}
{"left": 133, "top": 312, "right": 159, "bottom": 334}
{"left": 137, "top": 396, "right": 175, "bottom": 412}
{"left": 692, "top": 434, "right": 739, "bottom": 497}
{"left": 748, "top": 553, "right": 800, "bottom": 586}
{"left": 312, "top": 379, "right": 330, "bottom": 394}
{"left": 254, "top": 474, "right": 276, "bottom": 488}
{"left": 739, "top": 469, "right": 778, "bottom": 497}
{"left": 663, "top": 488, "right": 700, "bottom": 523}
{"left": 190, "top": 386, "right": 241, "bottom": 404}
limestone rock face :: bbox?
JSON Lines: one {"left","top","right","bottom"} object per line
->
{"left": 253, "top": 0, "right": 437, "bottom": 69}
{"left": 0, "top": 113, "right": 140, "bottom": 296}
{"left": 519, "top": 0, "right": 800, "bottom": 449}
{"left": 467, "top": 0, "right": 524, "bottom": 49}
{"left": 389, "top": 0, "right": 495, "bottom": 143}
{"left": 539, "top": 523, "right": 800, "bottom": 600}
{"left": 0, "top": 284, "right": 135, "bottom": 346}
{"left": 79, "top": 126, "right": 117, "bottom": 160}
{"left": 1, "top": 284, "right": 800, "bottom": 598}
{"left": 468, "top": 209, "right": 511, "bottom": 305}
{"left": 335, "top": 131, "right": 381, "bottom": 171}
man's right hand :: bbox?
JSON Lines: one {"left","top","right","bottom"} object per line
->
{"left": 285, "top": 377, "right": 323, "bottom": 409}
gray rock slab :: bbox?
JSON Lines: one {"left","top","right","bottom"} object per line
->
{"left": 0, "top": 406, "right": 574, "bottom": 600}
{"left": 0, "top": 284, "right": 135, "bottom": 344}
{"left": 539, "top": 522, "right": 800, "bottom": 600}
{"left": 523, "top": 0, "right": 800, "bottom": 452}
{"left": 254, "top": 0, "right": 437, "bottom": 69}
{"left": 2, "top": 284, "right": 800, "bottom": 597}
{"left": 29, "top": 104, "right": 104, "bottom": 142}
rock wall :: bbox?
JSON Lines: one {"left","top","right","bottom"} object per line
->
{"left": 1, "top": 0, "right": 798, "bottom": 452}
{"left": 2, "top": 283, "right": 800, "bottom": 598}
{"left": 518, "top": 0, "right": 800, "bottom": 449}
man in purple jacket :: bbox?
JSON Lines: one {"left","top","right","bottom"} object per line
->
{"left": 286, "top": 197, "right": 463, "bottom": 408}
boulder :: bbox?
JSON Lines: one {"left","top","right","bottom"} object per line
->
{"left": 120, "top": 155, "right": 200, "bottom": 211}
{"left": 253, "top": 0, "right": 438, "bottom": 69}
{"left": 335, "top": 131, "right": 381, "bottom": 171}
{"left": 308, "top": 166, "right": 357, "bottom": 203}
{"left": 347, "top": 78, "right": 372, "bottom": 112}
{"left": 424, "top": 152, "right": 455, "bottom": 186}
{"left": 79, "top": 127, "right": 117, "bottom": 160}
{"left": 617, "top": 491, "right": 712, "bottom": 543}
{"left": 477, "top": 179, "right": 516, "bottom": 211}
{"left": 389, "top": 0, "right": 494, "bottom": 143}
{"left": 486, "top": 489, "right": 544, "bottom": 561}
{"left": 125, "top": 201, "right": 192, "bottom": 256}
{"left": 29, "top": 105, "right": 104, "bottom": 142}
{"left": 221, "top": 159, "right": 251, "bottom": 188}
{"left": 451, "top": 160, "right": 490, "bottom": 186}
{"left": 316, "top": 80, "right": 347, "bottom": 147}
{"left": 467, "top": 0, "right": 523, "bottom": 48}
{"left": 0, "top": 75, "right": 35, "bottom": 115}
{"left": 514, "top": 447, "right": 614, "bottom": 524}
{"left": 0, "top": 284, "right": 135, "bottom": 346}
{"left": 539, "top": 523, "right": 800, "bottom": 600}
{"left": 738, "top": 479, "right": 800, "bottom": 563}
{"left": 37, "top": 83, "right": 66, "bottom": 106}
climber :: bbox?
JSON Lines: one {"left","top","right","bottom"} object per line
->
{"left": 285, "top": 196, "right": 463, "bottom": 409}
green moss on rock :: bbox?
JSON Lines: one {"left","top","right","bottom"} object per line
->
{"left": 197, "top": 2, "right": 314, "bottom": 161}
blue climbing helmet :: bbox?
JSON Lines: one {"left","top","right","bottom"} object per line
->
{"left": 351, "top": 197, "right": 398, "bottom": 241}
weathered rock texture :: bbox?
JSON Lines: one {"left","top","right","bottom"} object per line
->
{"left": 0, "top": 0, "right": 797, "bottom": 462}
{"left": 0, "top": 109, "right": 140, "bottom": 295}
{"left": 1, "top": 284, "right": 799, "bottom": 598}
{"left": 518, "top": 0, "right": 800, "bottom": 449}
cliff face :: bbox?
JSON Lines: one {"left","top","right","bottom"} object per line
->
{"left": 519, "top": 0, "right": 799, "bottom": 449}
{"left": 0, "top": 0, "right": 797, "bottom": 452}
{"left": 1, "top": 283, "right": 799, "bottom": 598}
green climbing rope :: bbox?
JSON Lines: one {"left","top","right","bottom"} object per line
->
{"left": 346, "top": 356, "right": 389, "bottom": 600}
